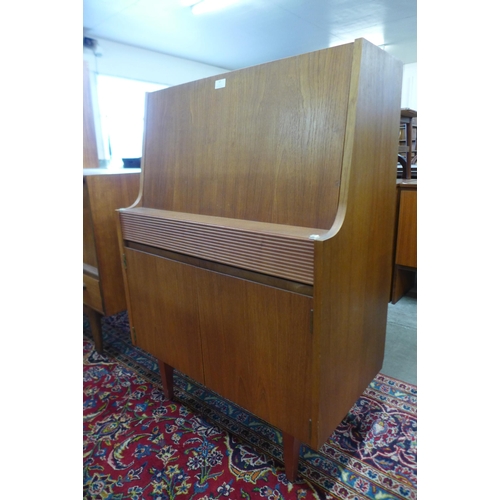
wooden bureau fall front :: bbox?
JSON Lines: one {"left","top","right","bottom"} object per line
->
{"left": 116, "top": 39, "right": 403, "bottom": 481}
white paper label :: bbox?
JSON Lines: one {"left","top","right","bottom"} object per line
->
{"left": 215, "top": 78, "right": 226, "bottom": 89}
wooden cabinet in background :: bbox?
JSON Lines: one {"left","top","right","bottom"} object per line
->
{"left": 391, "top": 180, "right": 417, "bottom": 303}
{"left": 83, "top": 169, "right": 140, "bottom": 352}
{"left": 398, "top": 109, "right": 417, "bottom": 179}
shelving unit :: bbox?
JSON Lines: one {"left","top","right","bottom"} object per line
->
{"left": 398, "top": 108, "right": 417, "bottom": 179}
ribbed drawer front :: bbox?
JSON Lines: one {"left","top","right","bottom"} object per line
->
{"left": 120, "top": 211, "right": 315, "bottom": 284}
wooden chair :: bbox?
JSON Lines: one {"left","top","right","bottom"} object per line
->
{"left": 116, "top": 38, "right": 403, "bottom": 481}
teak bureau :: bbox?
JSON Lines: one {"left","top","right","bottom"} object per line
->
{"left": 117, "top": 38, "right": 403, "bottom": 481}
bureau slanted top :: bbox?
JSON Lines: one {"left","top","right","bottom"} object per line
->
{"left": 138, "top": 42, "right": 355, "bottom": 230}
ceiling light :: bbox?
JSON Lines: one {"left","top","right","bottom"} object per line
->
{"left": 191, "top": 0, "right": 241, "bottom": 15}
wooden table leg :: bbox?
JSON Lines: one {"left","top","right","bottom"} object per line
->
{"left": 84, "top": 305, "right": 103, "bottom": 354}
{"left": 158, "top": 360, "right": 174, "bottom": 400}
{"left": 283, "top": 431, "right": 301, "bottom": 483}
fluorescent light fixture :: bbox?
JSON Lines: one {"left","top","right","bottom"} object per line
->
{"left": 191, "top": 0, "right": 241, "bottom": 15}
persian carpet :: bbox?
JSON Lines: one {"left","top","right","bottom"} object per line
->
{"left": 84, "top": 312, "right": 417, "bottom": 500}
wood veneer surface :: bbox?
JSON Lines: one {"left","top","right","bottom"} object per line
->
{"left": 199, "top": 267, "right": 313, "bottom": 443}
{"left": 83, "top": 180, "right": 98, "bottom": 269}
{"left": 85, "top": 171, "right": 140, "bottom": 315}
{"left": 83, "top": 274, "right": 103, "bottom": 313}
{"left": 141, "top": 44, "right": 354, "bottom": 229}
{"left": 395, "top": 187, "right": 417, "bottom": 268}
{"left": 119, "top": 39, "right": 404, "bottom": 457}
{"left": 125, "top": 246, "right": 313, "bottom": 444}
{"left": 124, "top": 248, "right": 206, "bottom": 383}
{"left": 311, "top": 39, "right": 403, "bottom": 448}
{"left": 125, "top": 241, "right": 314, "bottom": 297}
{"left": 119, "top": 208, "right": 324, "bottom": 284}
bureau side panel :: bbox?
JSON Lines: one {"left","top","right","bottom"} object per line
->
{"left": 312, "top": 40, "right": 403, "bottom": 448}
{"left": 124, "top": 248, "right": 205, "bottom": 383}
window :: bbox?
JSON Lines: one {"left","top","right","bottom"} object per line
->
{"left": 95, "top": 75, "right": 167, "bottom": 168}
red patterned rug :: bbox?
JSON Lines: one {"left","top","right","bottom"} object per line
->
{"left": 84, "top": 312, "right": 417, "bottom": 499}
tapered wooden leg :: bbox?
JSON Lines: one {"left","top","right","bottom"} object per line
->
{"left": 283, "top": 432, "right": 301, "bottom": 483}
{"left": 84, "top": 306, "right": 103, "bottom": 354}
{"left": 158, "top": 360, "right": 175, "bottom": 400}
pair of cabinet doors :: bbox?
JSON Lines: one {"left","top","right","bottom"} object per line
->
{"left": 125, "top": 247, "right": 314, "bottom": 444}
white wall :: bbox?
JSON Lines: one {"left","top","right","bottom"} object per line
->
{"left": 83, "top": 38, "right": 417, "bottom": 106}
{"left": 401, "top": 62, "right": 417, "bottom": 111}
{"left": 84, "top": 38, "right": 230, "bottom": 161}
{"left": 83, "top": 38, "right": 229, "bottom": 86}
{"left": 84, "top": 39, "right": 417, "bottom": 160}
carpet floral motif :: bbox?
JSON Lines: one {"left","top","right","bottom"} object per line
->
{"left": 84, "top": 312, "right": 417, "bottom": 499}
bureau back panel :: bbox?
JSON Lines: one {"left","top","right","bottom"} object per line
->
{"left": 141, "top": 43, "right": 354, "bottom": 230}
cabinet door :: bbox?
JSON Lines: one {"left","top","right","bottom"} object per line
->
{"left": 125, "top": 248, "right": 205, "bottom": 383}
{"left": 395, "top": 188, "right": 417, "bottom": 268}
{"left": 197, "top": 270, "right": 313, "bottom": 444}
{"left": 125, "top": 247, "right": 313, "bottom": 442}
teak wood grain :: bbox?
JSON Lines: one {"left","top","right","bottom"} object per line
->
{"left": 140, "top": 43, "right": 354, "bottom": 229}
{"left": 125, "top": 241, "right": 314, "bottom": 297}
{"left": 391, "top": 181, "right": 417, "bottom": 303}
{"left": 196, "top": 264, "right": 313, "bottom": 443}
{"left": 124, "top": 248, "right": 206, "bottom": 382}
{"left": 84, "top": 170, "right": 141, "bottom": 316}
{"left": 310, "top": 40, "right": 402, "bottom": 447}
{"left": 119, "top": 207, "right": 322, "bottom": 284}
{"left": 117, "top": 38, "right": 403, "bottom": 481}
{"left": 83, "top": 169, "right": 140, "bottom": 351}
{"left": 83, "top": 274, "right": 103, "bottom": 313}
{"left": 83, "top": 180, "right": 99, "bottom": 269}
{"left": 395, "top": 186, "right": 417, "bottom": 268}
{"left": 125, "top": 246, "right": 313, "bottom": 442}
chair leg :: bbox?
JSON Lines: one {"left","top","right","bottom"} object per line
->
{"left": 158, "top": 360, "right": 174, "bottom": 400}
{"left": 283, "top": 431, "right": 301, "bottom": 482}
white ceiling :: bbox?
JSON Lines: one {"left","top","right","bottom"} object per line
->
{"left": 83, "top": 0, "right": 417, "bottom": 70}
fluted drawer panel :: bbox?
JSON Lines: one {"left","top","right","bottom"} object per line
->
{"left": 120, "top": 211, "right": 315, "bottom": 284}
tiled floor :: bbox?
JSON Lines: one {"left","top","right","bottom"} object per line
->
{"left": 381, "top": 293, "right": 417, "bottom": 385}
